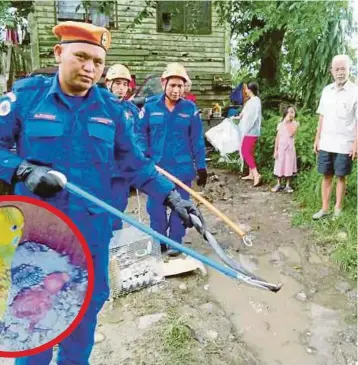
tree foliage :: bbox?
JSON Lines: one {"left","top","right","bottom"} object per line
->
{"left": 215, "top": 0, "right": 356, "bottom": 109}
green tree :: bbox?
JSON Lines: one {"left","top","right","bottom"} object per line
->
{"left": 215, "top": 0, "right": 356, "bottom": 109}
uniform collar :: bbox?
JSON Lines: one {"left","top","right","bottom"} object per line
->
{"left": 157, "top": 93, "right": 184, "bottom": 109}
{"left": 47, "top": 73, "right": 105, "bottom": 108}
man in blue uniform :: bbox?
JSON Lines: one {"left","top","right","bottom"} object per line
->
{"left": 136, "top": 62, "right": 208, "bottom": 256}
{"left": 0, "top": 21, "right": 202, "bottom": 365}
{"left": 105, "top": 63, "right": 139, "bottom": 230}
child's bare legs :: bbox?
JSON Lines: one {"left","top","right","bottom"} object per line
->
{"left": 283, "top": 177, "right": 294, "bottom": 193}
{"left": 271, "top": 177, "right": 282, "bottom": 192}
{"left": 271, "top": 177, "right": 282, "bottom": 193}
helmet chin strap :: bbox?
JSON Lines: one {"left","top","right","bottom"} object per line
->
{"left": 109, "top": 80, "right": 115, "bottom": 94}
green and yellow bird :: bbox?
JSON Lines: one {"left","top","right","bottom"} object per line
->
{"left": 0, "top": 205, "right": 25, "bottom": 320}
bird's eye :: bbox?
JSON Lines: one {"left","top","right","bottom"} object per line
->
{"left": 11, "top": 225, "right": 17, "bottom": 231}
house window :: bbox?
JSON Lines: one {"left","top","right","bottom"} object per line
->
{"left": 157, "top": 1, "right": 212, "bottom": 35}
{"left": 56, "top": 1, "right": 117, "bottom": 28}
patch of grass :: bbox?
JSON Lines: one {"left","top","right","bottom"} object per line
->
{"left": 293, "top": 165, "right": 357, "bottom": 279}
{"left": 160, "top": 309, "right": 197, "bottom": 365}
{"left": 208, "top": 151, "right": 242, "bottom": 173}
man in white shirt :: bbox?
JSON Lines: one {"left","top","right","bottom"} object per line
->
{"left": 313, "top": 54, "right": 357, "bottom": 219}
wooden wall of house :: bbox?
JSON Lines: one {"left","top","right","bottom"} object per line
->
{"left": 32, "top": 0, "right": 231, "bottom": 108}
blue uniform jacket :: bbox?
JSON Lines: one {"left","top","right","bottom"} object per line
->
{"left": 112, "top": 99, "right": 139, "bottom": 178}
{"left": 135, "top": 94, "right": 206, "bottom": 181}
{"left": 0, "top": 75, "right": 174, "bottom": 253}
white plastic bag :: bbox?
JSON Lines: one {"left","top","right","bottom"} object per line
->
{"left": 205, "top": 117, "right": 240, "bottom": 155}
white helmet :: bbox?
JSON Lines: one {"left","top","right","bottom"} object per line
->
{"left": 106, "top": 64, "right": 131, "bottom": 82}
{"left": 161, "top": 62, "right": 189, "bottom": 82}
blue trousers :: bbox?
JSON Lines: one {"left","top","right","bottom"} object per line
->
{"left": 15, "top": 250, "right": 110, "bottom": 365}
{"left": 147, "top": 181, "right": 191, "bottom": 244}
{"left": 111, "top": 177, "right": 130, "bottom": 230}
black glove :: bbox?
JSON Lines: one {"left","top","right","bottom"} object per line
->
{"left": 164, "top": 190, "right": 203, "bottom": 228}
{"left": 196, "top": 168, "right": 208, "bottom": 187}
{"left": 14, "top": 161, "right": 63, "bottom": 198}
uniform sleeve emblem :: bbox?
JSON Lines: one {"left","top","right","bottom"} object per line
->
{"left": 0, "top": 100, "right": 11, "bottom": 116}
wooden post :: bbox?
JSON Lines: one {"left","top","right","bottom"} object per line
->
{"left": 224, "top": 21, "right": 231, "bottom": 75}
{"left": 28, "top": 12, "right": 40, "bottom": 71}
{"left": 5, "top": 45, "right": 12, "bottom": 90}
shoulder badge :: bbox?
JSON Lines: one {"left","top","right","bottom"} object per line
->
{"left": 0, "top": 100, "right": 11, "bottom": 116}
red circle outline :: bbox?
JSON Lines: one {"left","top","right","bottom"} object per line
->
{"left": 0, "top": 195, "right": 94, "bottom": 358}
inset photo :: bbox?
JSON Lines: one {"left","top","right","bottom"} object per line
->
{"left": 0, "top": 196, "right": 94, "bottom": 357}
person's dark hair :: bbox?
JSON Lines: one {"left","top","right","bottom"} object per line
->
{"left": 282, "top": 105, "right": 297, "bottom": 119}
{"left": 247, "top": 81, "right": 259, "bottom": 96}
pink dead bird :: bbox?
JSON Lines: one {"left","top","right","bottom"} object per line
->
{"left": 44, "top": 272, "right": 70, "bottom": 294}
{"left": 11, "top": 272, "right": 70, "bottom": 332}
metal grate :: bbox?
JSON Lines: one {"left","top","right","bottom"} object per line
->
{"left": 108, "top": 226, "right": 164, "bottom": 298}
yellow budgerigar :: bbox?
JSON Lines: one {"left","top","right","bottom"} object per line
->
{"left": 0, "top": 205, "right": 25, "bottom": 321}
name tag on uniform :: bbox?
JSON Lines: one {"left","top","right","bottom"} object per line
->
{"left": 178, "top": 113, "right": 190, "bottom": 118}
{"left": 33, "top": 113, "right": 56, "bottom": 120}
{"left": 89, "top": 117, "right": 114, "bottom": 126}
{"left": 150, "top": 112, "right": 164, "bottom": 116}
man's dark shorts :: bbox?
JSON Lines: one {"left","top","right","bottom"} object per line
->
{"left": 318, "top": 150, "right": 352, "bottom": 177}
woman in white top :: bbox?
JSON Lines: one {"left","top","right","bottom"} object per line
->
{"left": 236, "top": 82, "right": 263, "bottom": 186}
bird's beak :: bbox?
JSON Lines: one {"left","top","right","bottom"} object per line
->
{"left": 12, "top": 236, "right": 20, "bottom": 246}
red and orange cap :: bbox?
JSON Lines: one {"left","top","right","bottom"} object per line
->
{"left": 53, "top": 21, "right": 111, "bottom": 51}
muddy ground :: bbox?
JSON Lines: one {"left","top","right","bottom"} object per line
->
{"left": 0, "top": 169, "right": 356, "bottom": 365}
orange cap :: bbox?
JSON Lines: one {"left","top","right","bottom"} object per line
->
{"left": 53, "top": 21, "right": 111, "bottom": 51}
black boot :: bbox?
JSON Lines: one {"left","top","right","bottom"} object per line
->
{"left": 166, "top": 247, "right": 181, "bottom": 257}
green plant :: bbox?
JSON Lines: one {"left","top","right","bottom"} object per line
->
{"left": 160, "top": 309, "right": 195, "bottom": 364}
{"left": 208, "top": 151, "right": 242, "bottom": 172}
{"left": 216, "top": 0, "right": 357, "bottom": 109}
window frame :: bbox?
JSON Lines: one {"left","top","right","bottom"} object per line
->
{"left": 55, "top": 1, "right": 118, "bottom": 29}
{"left": 156, "top": 1, "right": 212, "bottom": 35}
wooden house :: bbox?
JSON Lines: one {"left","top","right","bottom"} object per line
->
{"left": 28, "top": 0, "right": 231, "bottom": 108}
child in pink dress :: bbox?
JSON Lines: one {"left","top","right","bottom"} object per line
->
{"left": 271, "top": 105, "right": 299, "bottom": 193}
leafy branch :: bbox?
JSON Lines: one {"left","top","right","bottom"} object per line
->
{"left": 126, "top": 0, "right": 158, "bottom": 30}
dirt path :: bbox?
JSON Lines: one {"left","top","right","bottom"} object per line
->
{"left": 0, "top": 169, "right": 356, "bottom": 365}
{"left": 90, "top": 169, "right": 356, "bottom": 365}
